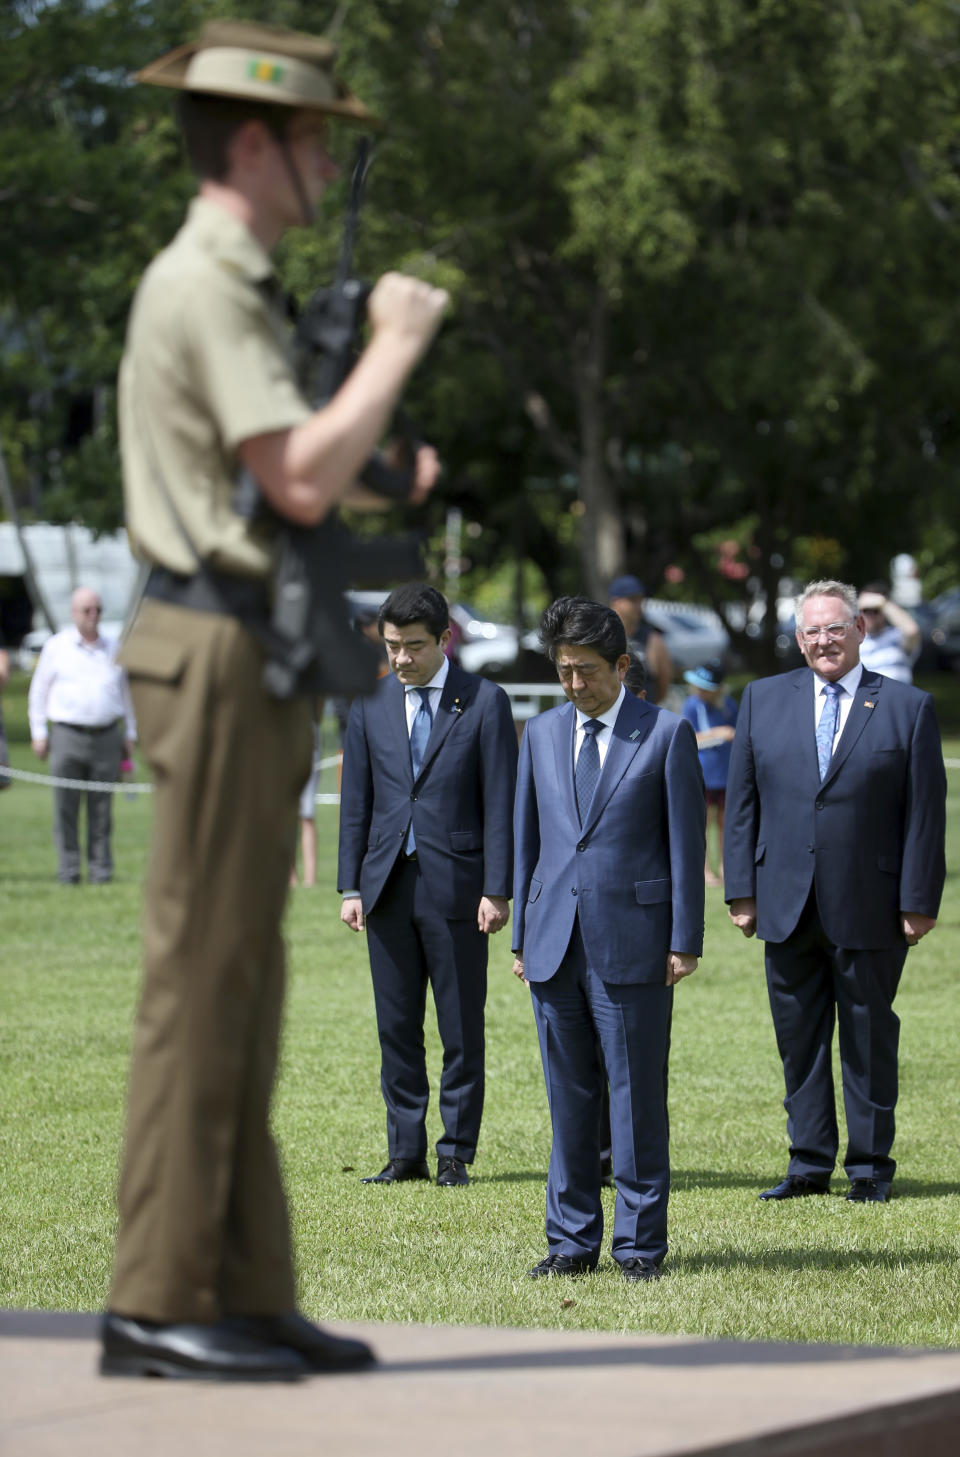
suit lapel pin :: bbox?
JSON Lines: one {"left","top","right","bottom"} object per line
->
{"left": 451, "top": 698, "right": 464, "bottom": 715}
{"left": 629, "top": 729, "right": 641, "bottom": 740}
{"left": 864, "top": 701, "right": 874, "bottom": 708}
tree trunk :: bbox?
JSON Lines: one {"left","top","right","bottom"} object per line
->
{"left": 575, "top": 287, "right": 624, "bottom": 599}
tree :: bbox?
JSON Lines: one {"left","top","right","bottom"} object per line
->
{"left": 4, "top": 0, "right": 960, "bottom": 669}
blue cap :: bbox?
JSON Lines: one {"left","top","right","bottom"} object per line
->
{"left": 608, "top": 574, "right": 646, "bottom": 600}
{"left": 684, "top": 662, "right": 724, "bottom": 692}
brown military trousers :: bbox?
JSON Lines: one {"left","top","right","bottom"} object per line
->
{"left": 110, "top": 599, "right": 312, "bottom": 1322}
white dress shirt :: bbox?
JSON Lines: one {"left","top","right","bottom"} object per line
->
{"left": 342, "top": 657, "right": 451, "bottom": 900}
{"left": 574, "top": 684, "right": 626, "bottom": 768}
{"left": 812, "top": 662, "right": 862, "bottom": 754}
{"left": 28, "top": 629, "right": 137, "bottom": 741}
{"left": 403, "top": 655, "right": 450, "bottom": 736}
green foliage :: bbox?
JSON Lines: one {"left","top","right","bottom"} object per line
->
{"left": 2, "top": 2, "right": 960, "bottom": 638}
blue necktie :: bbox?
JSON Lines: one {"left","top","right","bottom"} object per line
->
{"left": 816, "top": 682, "right": 841, "bottom": 781}
{"left": 405, "top": 687, "right": 433, "bottom": 853}
{"left": 575, "top": 719, "right": 602, "bottom": 823}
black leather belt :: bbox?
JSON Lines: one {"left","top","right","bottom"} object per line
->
{"left": 56, "top": 722, "right": 117, "bottom": 734}
{"left": 144, "top": 565, "right": 269, "bottom": 620}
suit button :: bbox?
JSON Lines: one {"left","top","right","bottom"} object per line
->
{"left": 571, "top": 887, "right": 578, "bottom": 896}
{"left": 577, "top": 843, "right": 585, "bottom": 852}
{"left": 815, "top": 802, "right": 823, "bottom": 811}
{"left": 411, "top": 794, "right": 417, "bottom": 802}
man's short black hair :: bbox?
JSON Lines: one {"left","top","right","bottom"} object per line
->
{"left": 379, "top": 583, "right": 449, "bottom": 642}
{"left": 176, "top": 92, "right": 294, "bottom": 181}
{"left": 539, "top": 596, "right": 627, "bottom": 666}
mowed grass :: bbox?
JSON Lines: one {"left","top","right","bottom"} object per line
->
{"left": 1, "top": 669, "right": 959, "bottom": 1346}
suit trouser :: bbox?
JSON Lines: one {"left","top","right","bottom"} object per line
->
{"left": 110, "top": 600, "right": 312, "bottom": 1323}
{"left": 365, "top": 857, "right": 487, "bottom": 1163}
{"left": 49, "top": 722, "right": 123, "bottom": 882}
{"left": 530, "top": 920, "right": 673, "bottom": 1265}
{"left": 764, "top": 892, "right": 906, "bottom": 1184}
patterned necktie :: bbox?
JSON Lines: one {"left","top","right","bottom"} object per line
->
{"left": 815, "top": 681, "right": 842, "bottom": 781}
{"left": 406, "top": 687, "right": 434, "bottom": 853}
{"left": 575, "top": 718, "right": 603, "bottom": 822}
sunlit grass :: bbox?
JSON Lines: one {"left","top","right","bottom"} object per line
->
{"left": 2, "top": 671, "right": 959, "bottom": 1345}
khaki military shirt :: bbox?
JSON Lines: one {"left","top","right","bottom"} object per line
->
{"left": 119, "top": 196, "right": 311, "bottom": 578}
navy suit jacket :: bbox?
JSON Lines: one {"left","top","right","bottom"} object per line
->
{"left": 512, "top": 693, "right": 706, "bottom": 985}
{"left": 337, "top": 662, "right": 517, "bottom": 920}
{"left": 724, "top": 667, "right": 946, "bottom": 948}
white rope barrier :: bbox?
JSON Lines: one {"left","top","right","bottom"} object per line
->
{"left": 0, "top": 766, "right": 152, "bottom": 793}
{"left": 0, "top": 751, "right": 344, "bottom": 796}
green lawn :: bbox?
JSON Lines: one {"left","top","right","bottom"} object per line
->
{"left": 2, "top": 669, "right": 959, "bottom": 1345}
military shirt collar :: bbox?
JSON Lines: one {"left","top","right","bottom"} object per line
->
{"left": 183, "top": 195, "right": 275, "bottom": 286}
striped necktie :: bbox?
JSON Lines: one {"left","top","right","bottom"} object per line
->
{"left": 576, "top": 718, "right": 603, "bottom": 822}
{"left": 405, "top": 687, "right": 433, "bottom": 853}
{"left": 816, "top": 681, "right": 841, "bottom": 781}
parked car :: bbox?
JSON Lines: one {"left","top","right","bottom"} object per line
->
{"left": 519, "top": 599, "right": 731, "bottom": 682}
{"left": 448, "top": 602, "right": 519, "bottom": 677}
{"left": 640, "top": 599, "right": 731, "bottom": 672}
{"left": 929, "top": 592, "right": 960, "bottom": 672}
{"left": 344, "top": 591, "right": 520, "bottom": 678}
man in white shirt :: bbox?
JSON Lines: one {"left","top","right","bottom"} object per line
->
{"left": 27, "top": 586, "right": 136, "bottom": 883}
{"left": 858, "top": 581, "right": 921, "bottom": 684}
{"left": 725, "top": 579, "right": 946, "bottom": 1204}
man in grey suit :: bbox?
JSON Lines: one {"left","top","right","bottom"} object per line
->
{"left": 725, "top": 578, "right": 946, "bottom": 1203}
{"left": 513, "top": 596, "right": 705, "bottom": 1281}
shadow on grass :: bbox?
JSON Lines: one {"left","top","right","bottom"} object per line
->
{"left": 670, "top": 1246, "right": 959, "bottom": 1275}
{"left": 890, "top": 1179, "right": 960, "bottom": 1198}
{"left": 672, "top": 1168, "right": 768, "bottom": 1192}
{"left": 480, "top": 1171, "right": 547, "bottom": 1184}
{"left": 480, "top": 1170, "right": 960, "bottom": 1197}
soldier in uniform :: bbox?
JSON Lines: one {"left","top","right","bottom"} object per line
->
{"left": 102, "top": 21, "right": 447, "bottom": 1381}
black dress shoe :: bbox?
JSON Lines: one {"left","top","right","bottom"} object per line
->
{"left": 618, "top": 1256, "right": 662, "bottom": 1283}
{"left": 361, "top": 1157, "right": 430, "bottom": 1183}
{"left": 846, "top": 1178, "right": 891, "bottom": 1203}
{"left": 528, "top": 1252, "right": 597, "bottom": 1278}
{"left": 436, "top": 1156, "right": 470, "bottom": 1186}
{"left": 225, "top": 1311, "right": 375, "bottom": 1372}
{"left": 759, "top": 1174, "right": 830, "bottom": 1201}
{"left": 99, "top": 1312, "right": 307, "bottom": 1381}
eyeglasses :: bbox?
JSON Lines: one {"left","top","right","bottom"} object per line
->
{"left": 798, "top": 621, "right": 854, "bottom": 645}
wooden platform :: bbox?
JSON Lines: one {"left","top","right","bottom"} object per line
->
{"left": 3, "top": 1309, "right": 960, "bottom": 1457}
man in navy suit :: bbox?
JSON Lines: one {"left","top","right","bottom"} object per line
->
{"left": 339, "top": 583, "right": 517, "bottom": 1187}
{"left": 513, "top": 597, "right": 705, "bottom": 1281}
{"left": 725, "top": 579, "right": 946, "bottom": 1204}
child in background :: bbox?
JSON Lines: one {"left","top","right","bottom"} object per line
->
{"left": 681, "top": 662, "right": 738, "bottom": 887}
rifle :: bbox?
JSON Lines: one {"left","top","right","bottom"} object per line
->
{"left": 237, "top": 139, "right": 426, "bottom": 700}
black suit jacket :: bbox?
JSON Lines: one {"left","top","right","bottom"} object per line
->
{"left": 724, "top": 667, "right": 946, "bottom": 948}
{"left": 337, "top": 662, "right": 518, "bottom": 920}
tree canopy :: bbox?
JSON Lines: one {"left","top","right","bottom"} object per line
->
{"left": 3, "top": 0, "right": 960, "bottom": 658}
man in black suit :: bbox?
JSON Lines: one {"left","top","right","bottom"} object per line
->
{"left": 339, "top": 583, "right": 518, "bottom": 1186}
{"left": 724, "top": 578, "right": 946, "bottom": 1203}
